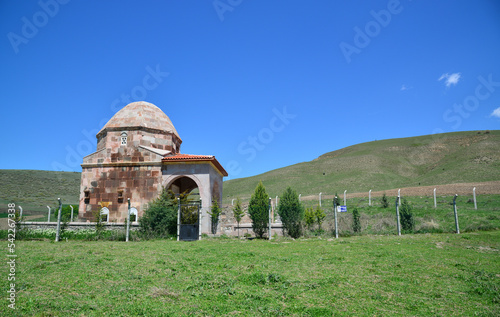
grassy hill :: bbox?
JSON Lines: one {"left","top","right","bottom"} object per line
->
{"left": 0, "top": 170, "right": 80, "bottom": 213}
{"left": 223, "top": 130, "right": 500, "bottom": 202}
{"left": 1, "top": 130, "right": 498, "bottom": 211}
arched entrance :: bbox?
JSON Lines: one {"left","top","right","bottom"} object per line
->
{"left": 161, "top": 160, "right": 227, "bottom": 235}
{"left": 165, "top": 176, "right": 201, "bottom": 241}
{"left": 168, "top": 176, "right": 199, "bottom": 196}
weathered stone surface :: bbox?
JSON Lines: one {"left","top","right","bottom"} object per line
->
{"left": 78, "top": 101, "right": 227, "bottom": 234}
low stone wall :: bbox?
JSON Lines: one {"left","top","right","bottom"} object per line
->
{"left": 20, "top": 221, "right": 284, "bottom": 237}
{"left": 219, "top": 223, "right": 284, "bottom": 237}
{"left": 20, "top": 222, "right": 140, "bottom": 231}
{"left": 218, "top": 204, "right": 284, "bottom": 236}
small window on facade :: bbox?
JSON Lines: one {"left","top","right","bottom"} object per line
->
{"left": 130, "top": 207, "right": 138, "bottom": 222}
{"left": 117, "top": 189, "right": 124, "bottom": 203}
{"left": 84, "top": 190, "right": 90, "bottom": 204}
{"left": 100, "top": 207, "right": 109, "bottom": 223}
{"left": 121, "top": 132, "right": 128, "bottom": 146}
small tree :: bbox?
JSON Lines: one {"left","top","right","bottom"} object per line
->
{"left": 400, "top": 198, "right": 415, "bottom": 232}
{"left": 92, "top": 209, "right": 105, "bottom": 240}
{"left": 232, "top": 198, "right": 244, "bottom": 237}
{"left": 208, "top": 199, "right": 222, "bottom": 234}
{"left": 352, "top": 207, "right": 361, "bottom": 233}
{"left": 140, "top": 189, "right": 191, "bottom": 238}
{"left": 381, "top": 193, "right": 389, "bottom": 208}
{"left": 55, "top": 204, "right": 76, "bottom": 222}
{"left": 248, "top": 181, "right": 270, "bottom": 238}
{"left": 315, "top": 205, "right": 325, "bottom": 231}
{"left": 14, "top": 209, "right": 24, "bottom": 238}
{"left": 278, "top": 187, "right": 304, "bottom": 238}
{"left": 304, "top": 207, "right": 315, "bottom": 231}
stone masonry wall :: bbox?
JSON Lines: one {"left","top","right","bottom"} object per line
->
{"left": 79, "top": 164, "right": 163, "bottom": 222}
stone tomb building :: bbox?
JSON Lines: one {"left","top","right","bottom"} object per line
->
{"left": 78, "top": 101, "right": 227, "bottom": 234}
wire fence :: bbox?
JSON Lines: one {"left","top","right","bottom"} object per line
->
{"left": 224, "top": 187, "right": 500, "bottom": 236}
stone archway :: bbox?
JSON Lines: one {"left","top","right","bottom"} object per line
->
{"left": 163, "top": 173, "right": 215, "bottom": 234}
{"left": 163, "top": 175, "right": 202, "bottom": 240}
{"left": 167, "top": 176, "right": 199, "bottom": 196}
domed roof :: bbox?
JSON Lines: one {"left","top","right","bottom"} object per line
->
{"left": 97, "top": 101, "right": 181, "bottom": 140}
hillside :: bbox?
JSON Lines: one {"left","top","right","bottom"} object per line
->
{"left": 222, "top": 130, "right": 500, "bottom": 201}
{"left": 1, "top": 131, "right": 499, "bottom": 211}
{"left": 0, "top": 170, "right": 80, "bottom": 213}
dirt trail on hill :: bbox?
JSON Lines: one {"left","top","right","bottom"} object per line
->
{"left": 300, "top": 181, "right": 500, "bottom": 201}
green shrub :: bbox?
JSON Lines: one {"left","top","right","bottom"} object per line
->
{"left": 352, "top": 208, "right": 361, "bottom": 233}
{"left": 400, "top": 198, "right": 415, "bottom": 232}
{"left": 381, "top": 193, "right": 389, "bottom": 208}
{"left": 92, "top": 209, "right": 105, "bottom": 239}
{"left": 140, "top": 189, "right": 191, "bottom": 238}
{"left": 315, "top": 205, "right": 325, "bottom": 231}
{"left": 233, "top": 198, "right": 244, "bottom": 237}
{"left": 277, "top": 187, "right": 304, "bottom": 238}
{"left": 208, "top": 200, "right": 222, "bottom": 234}
{"left": 53, "top": 204, "right": 78, "bottom": 222}
{"left": 248, "top": 181, "right": 270, "bottom": 238}
{"left": 304, "top": 207, "right": 315, "bottom": 230}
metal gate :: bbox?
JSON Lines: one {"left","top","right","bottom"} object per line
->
{"left": 178, "top": 201, "right": 200, "bottom": 241}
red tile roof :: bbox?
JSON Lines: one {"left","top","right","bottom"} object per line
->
{"left": 163, "top": 154, "right": 214, "bottom": 160}
{"left": 162, "top": 154, "right": 228, "bottom": 176}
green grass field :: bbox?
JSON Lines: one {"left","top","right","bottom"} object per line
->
{"left": 1, "top": 131, "right": 498, "bottom": 315}
{"left": 4, "top": 232, "right": 499, "bottom": 316}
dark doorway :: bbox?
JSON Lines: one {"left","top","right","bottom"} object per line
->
{"left": 178, "top": 200, "right": 200, "bottom": 241}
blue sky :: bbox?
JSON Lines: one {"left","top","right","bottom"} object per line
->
{"left": 1, "top": 0, "right": 499, "bottom": 180}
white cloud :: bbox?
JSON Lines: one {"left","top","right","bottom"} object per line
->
{"left": 400, "top": 84, "right": 412, "bottom": 91}
{"left": 438, "top": 72, "right": 461, "bottom": 87}
{"left": 490, "top": 107, "right": 500, "bottom": 118}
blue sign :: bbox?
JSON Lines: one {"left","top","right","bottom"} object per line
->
{"left": 337, "top": 205, "right": 347, "bottom": 212}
